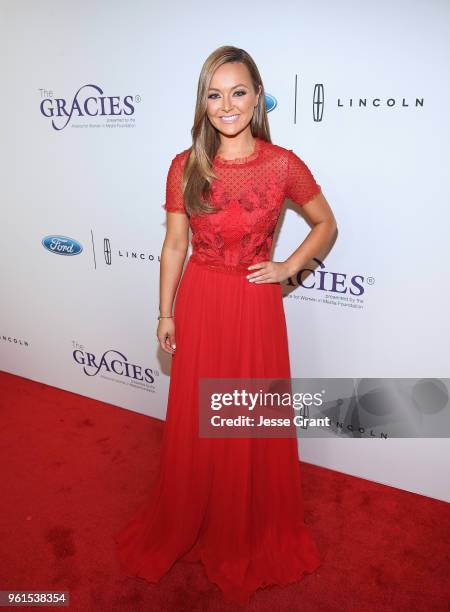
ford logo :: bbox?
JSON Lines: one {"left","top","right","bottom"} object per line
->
{"left": 42, "top": 235, "right": 83, "bottom": 256}
{"left": 265, "top": 93, "right": 277, "bottom": 112}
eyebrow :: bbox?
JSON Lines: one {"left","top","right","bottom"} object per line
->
{"left": 208, "top": 83, "right": 248, "bottom": 92}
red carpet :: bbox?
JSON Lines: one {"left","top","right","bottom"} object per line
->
{"left": 0, "top": 370, "right": 449, "bottom": 611}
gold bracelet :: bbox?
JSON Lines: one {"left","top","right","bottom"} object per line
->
{"left": 157, "top": 315, "right": 173, "bottom": 320}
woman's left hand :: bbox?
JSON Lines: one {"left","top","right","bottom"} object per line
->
{"left": 246, "top": 260, "right": 294, "bottom": 284}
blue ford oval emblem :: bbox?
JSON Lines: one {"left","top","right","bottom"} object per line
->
{"left": 42, "top": 235, "right": 83, "bottom": 256}
{"left": 265, "top": 93, "right": 277, "bottom": 112}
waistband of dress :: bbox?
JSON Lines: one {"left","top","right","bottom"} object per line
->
{"left": 188, "top": 255, "right": 251, "bottom": 275}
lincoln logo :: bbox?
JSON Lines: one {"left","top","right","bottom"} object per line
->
{"left": 39, "top": 84, "right": 139, "bottom": 131}
{"left": 313, "top": 84, "right": 325, "bottom": 122}
{"left": 104, "top": 238, "right": 112, "bottom": 265}
{"left": 312, "top": 82, "right": 424, "bottom": 121}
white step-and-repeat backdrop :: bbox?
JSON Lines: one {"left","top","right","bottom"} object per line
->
{"left": 1, "top": 1, "right": 449, "bottom": 502}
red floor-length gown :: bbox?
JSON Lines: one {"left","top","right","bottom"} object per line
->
{"left": 114, "top": 136, "right": 322, "bottom": 605}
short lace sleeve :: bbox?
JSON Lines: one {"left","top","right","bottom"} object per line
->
{"left": 285, "top": 150, "right": 321, "bottom": 207}
{"left": 162, "top": 153, "right": 187, "bottom": 214}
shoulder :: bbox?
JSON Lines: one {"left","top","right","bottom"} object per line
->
{"left": 260, "top": 140, "right": 302, "bottom": 182}
{"left": 263, "top": 140, "right": 290, "bottom": 155}
{"left": 171, "top": 147, "right": 191, "bottom": 166}
{"left": 268, "top": 142, "right": 317, "bottom": 181}
{"left": 164, "top": 147, "right": 191, "bottom": 177}
{"left": 260, "top": 139, "right": 295, "bottom": 166}
{"left": 265, "top": 140, "right": 303, "bottom": 160}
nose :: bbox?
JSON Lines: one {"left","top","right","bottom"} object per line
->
{"left": 222, "top": 94, "right": 234, "bottom": 113}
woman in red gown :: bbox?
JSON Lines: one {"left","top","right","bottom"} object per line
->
{"left": 114, "top": 45, "right": 337, "bottom": 605}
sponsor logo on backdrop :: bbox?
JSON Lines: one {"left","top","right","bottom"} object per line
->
{"left": 42, "top": 235, "right": 83, "bottom": 256}
{"left": 104, "top": 238, "right": 111, "bottom": 265}
{"left": 41, "top": 234, "right": 159, "bottom": 268}
{"left": 73, "top": 347, "right": 158, "bottom": 390}
{"left": 39, "top": 84, "right": 140, "bottom": 131}
{"left": 308, "top": 81, "right": 424, "bottom": 122}
{"left": 265, "top": 93, "right": 277, "bottom": 112}
{"left": 41, "top": 233, "right": 160, "bottom": 266}
{"left": 102, "top": 237, "right": 160, "bottom": 266}
{"left": 0, "top": 334, "right": 29, "bottom": 347}
{"left": 284, "top": 257, "right": 371, "bottom": 310}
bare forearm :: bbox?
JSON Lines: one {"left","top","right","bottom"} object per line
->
{"left": 159, "top": 244, "right": 188, "bottom": 316}
{"left": 284, "top": 220, "right": 337, "bottom": 276}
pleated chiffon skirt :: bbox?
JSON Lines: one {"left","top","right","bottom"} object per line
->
{"left": 114, "top": 257, "right": 321, "bottom": 605}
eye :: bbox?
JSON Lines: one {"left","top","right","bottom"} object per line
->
{"left": 207, "top": 90, "right": 248, "bottom": 99}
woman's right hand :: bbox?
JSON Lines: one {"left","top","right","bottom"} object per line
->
{"left": 157, "top": 318, "right": 177, "bottom": 355}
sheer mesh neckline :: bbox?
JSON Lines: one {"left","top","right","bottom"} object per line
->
{"left": 213, "top": 137, "right": 262, "bottom": 167}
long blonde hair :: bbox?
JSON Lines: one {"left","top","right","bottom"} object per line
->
{"left": 183, "top": 45, "right": 272, "bottom": 216}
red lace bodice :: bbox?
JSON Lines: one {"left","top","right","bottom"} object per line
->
{"left": 162, "top": 137, "right": 321, "bottom": 272}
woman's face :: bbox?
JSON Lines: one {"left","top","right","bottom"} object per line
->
{"left": 206, "top": 62, "right": 261, "bottom": 137}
